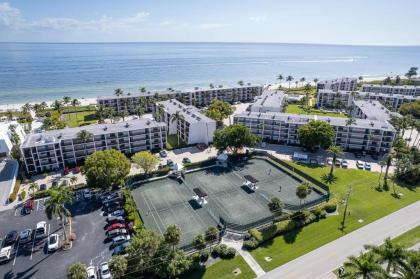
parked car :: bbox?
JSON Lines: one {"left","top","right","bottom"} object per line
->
{"left": 47, "top": 234, "right": 60, "bottom": 252}
{"left": 86, "top": 265, "right": 97, "bottom": 279}
{"left": 356, "top": 160, "right": 365, "bottom": 169}
{"left": 3, "top": 230, "right": 18, "bottom": 246}
{"left": 341, "top": 160, "right": 349, "bottom": 168}
{"left": 22, "top": 199, "right": 35, "bottom": 215}
{"left": 105, "top": 205, "right": 123, "bottom": 214}
{"left": 73, "top": 166, "right": 81, "bottom": 174}
{"left": 104, "top": 201, "right": 122, "bottom": 210}
{"left": 0, "top": 246, "right": 12, "bottom": 263}
{"left": 354, "top": 152, "right": 362, "bottom": 159}
{"left": 101, "top": 192, "right": 120, "bottom": 204}
{"left": 19, "top": 229, "right": 32, "bottom": 244}
{"left": 158, "top": 162, "right": 166, "bottom": 169}
{"left": 40, "top": 184, "right": 47, "bottom": 191}
{"left": 107, "top": 229, "right": 127, "bottom": 239}
{"left": 106, "top": 216, "right": 125, "bottom": 224}
{"left": 108, "top": 209, "right": 125, "bottom": 218}
{"left": 113, "top": 241, "right": 130, "bottom": 255}
{"left": 326, "top": 158, "right": 333, "bottom": 166}
{"left": 335, "top": 159, "right": 342, "bottom": 166}
{"left": 99, "top": 262, "right": 112, "bottom": 279}
{"left": 35, "top": 221, "right": 47, "bottom": 240}
{"left": 106, "top": 223, "right": 126, "bottom": 232}
{"left": 51, "top": 181, "right": 59, "bottom": 187}
{"left": 159, "top": 150, "right": 168, "bottom": 158}
{"left": 182, "top": 157, "right": 191, "bottom": 164}
{"left": 82, "top": 189, "right": 92, "bottom": 200}
{"left": 166, "top": 159, "right": 174, "bottom": 167}
{"left": 371, "top": 154, "right": 379, "bottom": 160}
{"left": 364, "top": 162, "right": 372, "bottom": 171}
{"left": 112, "top": 235, "right": 130, "bottom": 246}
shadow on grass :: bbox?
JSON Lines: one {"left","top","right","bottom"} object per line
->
{"left": 321, "top": 174, "right": 337, "bottom": 184}
{"left": 182, "top": 266, "right": 206, "bottom": 279}
{"left": 282, "top": 226, "right": 303, "bottom": 244}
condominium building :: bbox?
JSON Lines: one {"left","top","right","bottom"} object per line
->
{"left": 97, "top": 85, "right": 263, "bottom": 114}
{"left": 317, "top": 78, "right": 357, "bottom": 92}
{"left": 154, "top": 99, "right": 216, "bottom": 145}
{"left": 0, "top": 122, "right": 26, "bottom": 158}
{"left": 316, "top": 89, "right": 354, "bottom": 108}
{"left": 360, "top": 84, "right": 420, "bottom": 96}
{"left": 249, "top": 90, "right": 286, "bottom": 113}
{"left": 234, "top": 112, "right": 395, "bottom": 153}
{"left": 351, "top": 100, "right": 401, "bottom": 122}
{"left": 21, "top": 119, "right": 167, "bottom": 174}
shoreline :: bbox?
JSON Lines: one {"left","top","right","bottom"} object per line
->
{"left": 0, "top": 75, "right": 397, "bottom": 112}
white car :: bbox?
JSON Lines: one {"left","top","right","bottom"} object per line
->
{"left": 0, "top": 246, "right": 12, "bottom": 262}
{"left": 335, "top": 158, "right": 342, "bottom": 166}
{"left": 364, "top": 162, "right": 372, "bottom": 171}
{"left": 87, "top": 265, "right": 97, "bottom": 279}
{"left": 35, "top": 221, "right": 47, "bottom": 240}
{"left": 108, "top": 209, "right": 125, "bottom": 218}
{"left": 99, "top": 262, "right": 112, "bottom": 279}
{"left": 112, "top": 235, "right": 130, "bottom": 246}
{"left": 356, "top": 160, "right": 365, "bottom": 169}
{"left": 83, "top": 189, "right": 92, "bottom": 200}
{"left": 341, "top": 160, "right": 349, "bottom": 168}
{"left": 47, "top": 234, "right": 60, "bottom": 252}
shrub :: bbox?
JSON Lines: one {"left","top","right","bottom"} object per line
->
{"left": 224, "top": 247, "right": 236, "bottom": 259}
{"left": 31, "top": 190, "right": 50, "bottom": 199}
{"left": 19, "top": 190, "right": 26, "bottom": 200}
{"left": 311, "top": 207, "right": 327, "bottom": 220}
{"left": 243, "top": 238, "right": 259, "bottom": 250}
{"left": 275, "top": 220, "right": 296, "bottom": 234}
{"left": 323, "top": 198, "right": 337, "bottom": 213}
{"left": 183, "top": 158, "right": 216, "bottom": 170}
{"left": 212, "top": 244, "right": 227, "bottom": 257}
{"left": 199, "top": 250, "right": 209, "bottom": 262}
{"left": 123, "top": 189, "right": 143, "bottom": 229}
{"left": 249, "top": 228, "right": 263, "bottom": 242}
{"left": 9, "top": 192, "right": 17, "bottom": 203}
{"left": 212, "top": 244, "right": 236, "bottom": 259}
{"left": 290, "top": 209, "right": 310, "bottom": 223}
{"left": 8, "top": 179, "right": 21, "bottom": 203}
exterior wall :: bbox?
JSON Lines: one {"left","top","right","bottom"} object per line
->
{"left": 317, "top": 78, "right": 357, "bottom": 92}
{"left": 21, "top": 124, "right": 167, "bottom": 174}
{"left": 316, "top": 90, "right": 353, "bottom": 108}
{"left": 234, "top": 114, "right": 395, "bottom": 154}
{"left": 361, "top": 84, "right": 420, "bottom": 96}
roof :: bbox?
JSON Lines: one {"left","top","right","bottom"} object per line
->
{"left": 352, "top": 100, "right": 401, "bottom": 122}
{"left": 157, "top": 99, "right": 215, "bottom": 124}
{"left": 361, "top": 84, "right": 419, "bottom": 90}
{"left": 250, "top": 90, "right": 285, "bottom": 112}
{"left": 193, "top": 187, "right": 207, "bottom": 198}
{"left": 357, "top": 92, "right": 419, "bottom": 99}
{"left": 318, "top": 77, "right": 357, "bottom": 84}
{"left": 244, "top": 175, "right": 258, "bottom": 184}
{"left": 234, "top": 111, "right": 396, "bottom": 132}
{"left": 22, "top": 119, "right": 166, "bottom": 148}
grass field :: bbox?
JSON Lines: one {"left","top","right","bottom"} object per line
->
{"left": 63, "top": 111, "right": 97, "bottom": 127}
{"left": 250, "top": 162, "right": 420, "bottom": 271}
{"left": 184, "top": 256, "right": 256, "bottom": 279}
{"left": 285, "top": 104, "right": 347, "bottom": 118}
{"left": 392, "top": 225, "right": 420, "bottom": 248}
{"left": 166, "top": 134, "right": 187, "bottom": 149}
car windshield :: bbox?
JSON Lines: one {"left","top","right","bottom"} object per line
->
{"left": 102, "top": 267, "right": 109, "bottom": 274}
{"left": 36, "top": 228, "right": 45, "bottom": 233}
{"left": 49, "top": 235, "right": 57, "bottom": 243}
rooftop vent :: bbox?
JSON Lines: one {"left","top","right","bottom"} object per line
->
{"left": 103, "top": 127, "right": 108, "bottom": 131}
{"left": 125, "top": 123, "right": 130, "bottom": 128}
{"left": 146, "top": 120, "right": 151, "bottom": 125}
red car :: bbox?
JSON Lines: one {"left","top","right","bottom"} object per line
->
{"left": 73, "top": 166, "right": 81, "bottom": 174}
{"left": 106, "top": 223, "right": 126, "bottom": 232}
{"left": 63, "top": 167, "right": 70, "bottom": 175}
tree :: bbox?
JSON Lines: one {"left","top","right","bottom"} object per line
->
{"left": 69, "top": 176, "right": 78, "bottom": 186}
{"left": 298, "top": 120, "right": 335, "bottom": 152}
{"left": 139, "top": 87, "right": 147, "bottom": 93}
{"left": 29, "top": 182, "right": 38, "bottom": 197}
{"left": 109, "top": 255, "right": 128, "bottom": 278}
{"left": 21, "top": 103, "right": 32, "bottom": 114}
{"left": 300, "top": 77, "right": 306, "bottom": 85}
{"left": 394, "top": 251, "right": 420, "bottom": 279}
{"left": 164, "top": 224, "right": 182, "bottom": 249}
{"left": 399, "top": 100, "right": 420, "bottom": 118}
{"left": 365, "top": 237, "right": 407, "bottom": 273}
{"left": 313, "top": 78, "right": 319, "bottom": 84}
{"left": 45, "top": 185, "right": 73, "bottom": 240}
{"left": 159, "top": 249, "right": 192, "bottom": 278}
{"left": 383, "top": 76, "right": 392, "bottom": 85}
{"left": 304, "top": 83, "right": 312, "bottom": 106}
{"left": 63, "top": 96, "right": 72, "bottom": 106}
{"left": 277, "top": 74, "right": 284, "bottom": 87}
{"left": 76, "top": 130, "right": 93, "bottom": 156}
{"left": 383, "top": 150, "right": 394, "bottom": 189}
{"left": 378, "top": 159, "right": 386, "bottom": 186}
{"left": 134, "top": 105, "right": 145, "bottom": 119}
{"left": 296, "top": 182, "right": 312, "bottom": 206}
{"left": 82, "top": 149, "right": 130, "bottom": 189}
{"left": 405, "top": 67, "right": 418, "bottom": 80}
{"left": 114, "top": 88, "right": 124, "bottom": 96}
{"left": 204, "top": 226, "right": 219, "bottom": 242}
{"left": 286, "top": 75, "right": 294, "bottom": 88}
{"left": 267, "top": 197, "right": 284, "bottom": 214}
{"left": 395, "top": 75, "right": 401, "bottom": 84}
{"left": 342, "top": 253, "right": 386, "bottom": 279}
{"left": 71, "top": 99, "right": 81, "bottom": 114}
{"left": 67, "top": 262, "right": 87, "bottom": 279}
{"left": 206, "top": 99, "right": 234, "bottom": 127}
{"left": 131, "top": 151, "right": 159, "bottom": 175}
{"left": 213, "top": 124, "right": 259, "bottom": 154}
{"left": 237, "top": 80, "right": 244, "bottom": 86}
{"left": 171, "top": 111, "right": 184, "bottom": 145}
{"left": 193, "top": 234, "right": 206, "bottom": 250}
{"left": 53, "top": 100, "right": 63, "bottom": 112}
{"left": 327, "top": 145, "right": 344, "bottom": 178}
{"left": 119, "top": 110, "right": 129, "bottom": 121}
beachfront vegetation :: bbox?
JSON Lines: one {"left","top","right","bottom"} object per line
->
{"left": 82, "top": 149, "right": 131, "bottom": 189}
{"left": 297, "top": 120, "right": 335, "bottom": 151}
{"left": 213, "top": 124, "right": 260, "bottom": 154}
{"left": 249, "top": 162, "right": 420, "bottom": 271}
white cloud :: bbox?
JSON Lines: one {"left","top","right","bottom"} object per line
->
{"left": 0, "top": 2, "right": 24, "bottom": 29}
{"left": 159, "top": 20, "right": 175, "bottom": 26}
{"left": 248, "top": 15, "right": 267, "bottom": 22}
{"left": 197, "top": 23, "right": 225, "bottom": 30}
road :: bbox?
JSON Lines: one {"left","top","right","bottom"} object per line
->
{"left": 260, "top": 201, "right": 420, "bottom": 279}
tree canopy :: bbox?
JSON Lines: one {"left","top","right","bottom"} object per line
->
{"left": 132, "top": 151, "right": 159, "bottom": 175}
{"left": 206, "top": 99, "right": 234, "bottom": 126}
{"left": 82, "top": 149, "right": 131, "bottom": 189}
{"left": 213, "top": 124, "right": 259, "bottom": 153}
{"left": 399, "top": 100, "right": 420, "bottom": 118}
{"left": 298, "top": 120, "right": 335, "bottom": 151}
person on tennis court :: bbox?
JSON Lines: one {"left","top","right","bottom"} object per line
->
{"left": 279, "top": 185, "right": 282, "bottom": 192}
{"left": 267, "top": 168, "right": 271, "bottom": 175}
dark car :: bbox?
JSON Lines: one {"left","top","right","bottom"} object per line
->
{"left": 19, "top": 229, "right": 32, "bottom": 244}
{"left": 22, "top": 200, "right": 35, "bottom": 215}
{"left": 354, "top": 152, "right": 362, "bottom": 159}
{"left": 113, "top": 241, "right": 130, "bottom": 255}
{"left": 166, "top": 159, "right": 174, "bottom": 167}
{"left": 371, "top": 154, "right": 379, "bottom": 160}
{"left": 4, "top": 230, "right": 18, "bottom": 246}
{"left": 40, "top": 184, "right": 47, "bottom": 191}
{"left": 182, "top": 157, "right": 191, "bottom": 164}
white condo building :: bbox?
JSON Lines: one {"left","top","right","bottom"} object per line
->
{"left": 317, "top": 78, "right": 357, "bottom": 92}
{"left": 155, "top": 99, "right": 216, "bottom": 145}
{"left": 0, "top": 122, "right": 26, "bottom": 158}
{"left": 361, "top": 84, "right": 420, "bottom": 96}
{"left": 249, "top": 90, "right": 286, "bottom": 113}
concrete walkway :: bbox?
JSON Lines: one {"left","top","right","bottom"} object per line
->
{"left": 222, "top": 238, "right": 266, "bottom": 277}
{"left": 260, "top": 201, "right": 420, "bottom": 279}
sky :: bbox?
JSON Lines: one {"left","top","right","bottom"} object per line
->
{"left": 0, "top": 0, "right": 419, "bottom": 45}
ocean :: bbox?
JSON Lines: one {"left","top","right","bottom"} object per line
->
{"left": 0, "top": 42, "right": 419, "bottom": 105}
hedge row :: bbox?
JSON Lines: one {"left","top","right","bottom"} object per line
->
{"left": 127, "top": 167, "right": 171, "bottom": 185}
{"left": 8, "top": 179, "right": 21, "bottom": 203}
{"left": 123, "top": 189, "right": 143, "bottom": 230}
{"left": 183, "top": 158, "right": 216, "bottom": 170}
{"left": 243, "top": 204, "right": 333, "bottom": 250}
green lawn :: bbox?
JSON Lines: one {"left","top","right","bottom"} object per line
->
{"left": 166, "top": 134, "right": 187, "bottom": 150}
{"left": 285, "top": 104, "right": 347, "bottom": 118}
{"left": 63, "top": 111, "right": 97, "bottom": 127}
{"left": 250, "top": 163, "right": 420, "bottom": 271}
{"left": 183, "top": 256, "right": 256, "bottom": 279}
{"left": 392, "top": 225, "right": 420, "bottom": 248}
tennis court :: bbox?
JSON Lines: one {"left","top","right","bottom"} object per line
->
{"left": 131, "top": 178, "right": 219, "bottom": 248}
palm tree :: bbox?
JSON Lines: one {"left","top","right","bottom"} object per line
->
{"left": 95, "top": 105, "right": 107, "bottom": 123}
{"left": 378, "top": 160, "right": 386, "bottom": 186}
{"left": 394, "top": 252, "right": 420, "bottom": 279}
{"left": 69, "top": 176, "right": 78, "bottom": 187}
{"left": 171, "top": 111, "right": 184, "bottom": 145}
{"left": 114, "top": 88, "right": 123, "bottom": 96}
{"left": 53, "top": 100, "right": 63, "bottom": 112}
{"left": 45, "top": 185, "right": 73, "bottom": 240}
{"left": 238, "top": 80, "right": 244, "bottom": 86}
{"left": 296, "top": 182, "right": 312, "bottom": 206}
{"left": 139, "top": 87, "right": 146, "bottom": 93}
{"left": 134, "top": 105, "right": 145, "bottom": 119}
{"left": 295, "top": 80, "right": 299, "bottom": 88}
{"left": 21, "top": 103, "right": 32, "bottom": 114}
{"left": 71, "top": 99, "right": 80, "bottom": 113}
{"left": 29, "top": 182, "right": 38, "bottom": 197}
{"left": 63, "top": 96, "right": 72, "bottom": 106}
{"left": 342, "top": 253, "right": 386, "bottom": 279}
{"left": 383, "top": 150, "right": 394, "bottom": 189}
{"left": 304, "top": 83, "right": 312, "bottom": 106}
{"left": 313, "top": 78, "right": 319, "bottom": 84}
{"left": 40, "top": 101, "right": 48, "bottom": 111}
{"left": 327, "top": 145, "right": 344, "bottom": 178}
{"left": 76, "top": 130, "right": 93, "bottom": 156}
{"left": 6, "top": 110, "right": 13, "bottom": 121}
{"left": 300, "top": 77, "right": 306, "bottom": 86}
{"left": 119, "top": 110, "right": 129, "bottom": 122}
{"left": 346, "top": 117, "right": 356, "bottom": 127}
{"left": 277, "top": 74, "right": 284, "bottom": 87}
{"left": 365, "top": 238, "right": 407, "bottom": 273}
{"left": 286, "top": 75, "right": 294, "bottom": 88}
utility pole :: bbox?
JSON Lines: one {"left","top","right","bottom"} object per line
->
{"left": 340, "top": 185, "right": 352, "bottom": 229}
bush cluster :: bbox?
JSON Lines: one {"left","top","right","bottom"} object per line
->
{"left": 123, "top": 189, "right": 143, "bottom": 230}
{"left": 8, "top": 179, "right": 21, "bottom": 203}
{"left": 212, "top": 244, "right": 236, "bottom": 259}
{"left": 322, "top": 198, "right": 338, "bottom": 213}
{"left": 127, "top": 167, "right": 171, "bottom": 184}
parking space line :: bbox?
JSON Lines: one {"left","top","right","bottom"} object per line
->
{"left": 12, "top": 241, "right": 20, "bottom": 266}
{"left": 14, "top": 208, "right": 18, "bottom": 216}
{"left": 30, "top": 233, "right": 36, "bottom": 260}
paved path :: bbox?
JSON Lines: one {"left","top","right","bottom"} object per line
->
{"left": 260, "top": 201, "right": 420, "bottom": 279}
{"left": 222, "top": 238, "right": 266, "bottom": 277}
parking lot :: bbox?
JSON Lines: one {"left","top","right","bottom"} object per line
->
{"left": 0, "top": 197, "right": 113, "bottom": 279}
